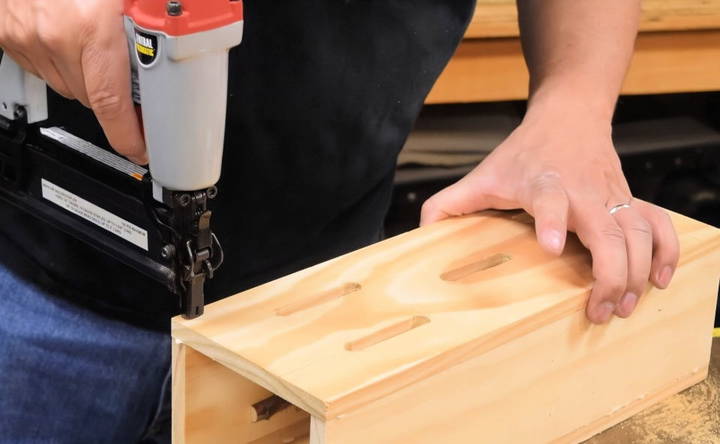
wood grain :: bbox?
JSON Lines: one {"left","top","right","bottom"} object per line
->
{"left": 586, "top": 338, "right": 720, "bottom": 443}
{"left": 174, "top": 211, "right": 591, "bottom": 419}
{"left": 172, "top": 208, "right": 719, "bottom": 442}
{"left": 172, "top": 343, "right": 310, "bottom": 443}
{"left": 171, "top": 341, "right": 187, "bottom": 443}
{"left": 467, "top": 0, "right": 720, "bottom": 38}
{"left": 320, "top": 287, "right": 713, "bottom": 443}
{"left": 427, "top": 30, "right": 720, "bottom": 103}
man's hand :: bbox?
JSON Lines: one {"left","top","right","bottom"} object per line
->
{"left": 421, "top": 0, "right": 679, "bottom": 325}
{"left": 421, "top": 105, "right": 679, "bottom": 324}
{"left": 0, "top": 0, "right": 147, "bottom": 164}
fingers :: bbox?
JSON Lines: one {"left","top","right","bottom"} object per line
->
{"left": 1, "top": 48, "right": 71, "bottom": 100}
{"left": 610, "top": 206, "right": 653, "bottom": 318}
{"left": 31, "top": 56, "right": 73, "bottom": 99}
{"left": 51, "top": 55, "right": 90, "bottom": 107}
{"left": 574, "top": 199, "right": 676, "bottom": 323}
{"left": 81, "top": 38, "right": 147, "bottom": 164}
{"left": 1, "top": 48, "right": 40, "bottom": 78}
{"left": 420, "top": 175, "right": 496, "bottom": 226}
{"left": 422, "top": 167, "right": 676, "bottom": 326}
{"left": 524, "top": 173, "right": 569, "bottom": 255}
{"left": 0, "top": 0, "right": 146, "bottom": 164}
{"left": 634, "top": 200, "right": 680, "bottom": 289}
{"left": 35, "top": 21, "right": 91, "bottom": 106}
{"left": 5, "top": 24, "right": 75, "bottom": 100}
{"left": 573, "top": 205, "right": 628, "bottom": 324}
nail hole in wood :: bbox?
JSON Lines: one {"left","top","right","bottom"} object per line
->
{"left": 345, "top": 316, "right": 431, "bottom": 352}
{"left": 275, "top": 282, "right": 361, "bottom": 316}
{"left": 440, "top": 253, "right": 512, "bottom": 282}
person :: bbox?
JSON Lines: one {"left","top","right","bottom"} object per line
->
{"left": 0, "top": 0, "right": 679, "bottom": 442}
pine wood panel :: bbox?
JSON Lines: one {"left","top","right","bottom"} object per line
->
{"left": 317, "top": 271, "right": 714, "bottom": 443}
{"left": 172, "top": 208, "right": 719, "bottom": 444}
{"left": 426, "top": 30, "right": 720, "bottom": 103}
{"left": 587, "top": 338, "right": 720, "bottom": 443}
{"left": 172, "top": 343, "right": 311, "bottom": 443}
{"left": 469, "top": 0, "right": 720, "bottom": 38}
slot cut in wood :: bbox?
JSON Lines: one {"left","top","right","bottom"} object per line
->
{"left": 276, "top": 282, "right": 362, "bottom": 316}
{"left": 345, "top": 316, "right": 431, "bottom": 351}
{"left": 441, "top": 253, "right": 512, "bottom": 282}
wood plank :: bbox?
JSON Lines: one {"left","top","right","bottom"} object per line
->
{"left": 172, "top": 343, "right": 310, "bottom": 443}
{"left": 248, "top": 420, "right": 309, "bottom": 444}
{"left": 320, "top": 267, "right": 715, "bottom": 443}
{"left": 467, "top": 0, "right": 720, "bottom": 38}
{"left": 309, "top": 417, "right": 327, "bottom": 444}
{"left": 172, "top": 207, "right": 719, "bottom": 442}
{"left": 173, "top": 210, "right": 593, "bottom": 419}
{"left": 172, "top": 336, "right": 720, "bottom": 442}
{"left": 586, "top": 338, "right": 720, "bottom": 443}
{"left": 427, "top": 30, "right": 720, "bottom": 103}
{"left": 171, "top": 341, "right": 187, "bottom": 444}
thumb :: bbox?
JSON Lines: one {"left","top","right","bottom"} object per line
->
{"left": 420, "top": 176, "right": 495, "bottom": 226}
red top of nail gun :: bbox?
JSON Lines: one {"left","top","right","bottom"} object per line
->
{"left": 124, "top": 0, "right": 243, "bottom": 37}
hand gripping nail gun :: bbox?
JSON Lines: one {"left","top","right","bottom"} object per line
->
{"left": 0, "top": 0, "right": 244, "bottom": 318}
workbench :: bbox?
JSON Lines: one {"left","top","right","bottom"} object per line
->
{"left": 589, "top": 336, "right": 720, "bottom": 443}
{"left": 428, "top": 0, "right": 720, "bottom": 103}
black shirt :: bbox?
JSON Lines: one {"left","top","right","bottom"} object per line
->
{"left": 0, "top": 0, "right": 475, "bottom": 331}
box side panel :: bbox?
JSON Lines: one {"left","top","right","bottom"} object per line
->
{"left": 172, "top": 341, "right": 187, "bottom": 443}
{"left": 321, "top": 258, "right": 717, "bottom": 444}
{"left": 172, "top": 343, "right": 310, "bottom": 443}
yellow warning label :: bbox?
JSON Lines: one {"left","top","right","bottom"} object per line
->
{"left": 136, "top": 43, "right": 155, "bottom": 57}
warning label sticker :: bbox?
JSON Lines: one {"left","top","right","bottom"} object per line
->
{"left": 41, "top": 179, "right": 149, "bottom": 251}
{"left": 40, "top": 127, "right": 147, "bottom": 181}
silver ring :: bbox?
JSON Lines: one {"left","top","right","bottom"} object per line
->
{"left": 608, "top": 203, "right": 631, "bottom": 215}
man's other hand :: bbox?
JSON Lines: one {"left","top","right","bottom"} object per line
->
{"left": 420, "top": 107, "right": 679, "bottom": 325}
{"left": 0, "top": 0, "right": 147, "bottom": 164}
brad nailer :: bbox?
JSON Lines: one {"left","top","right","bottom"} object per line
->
{"left": 0, "top": 0, "right": 244, "bottom": 318}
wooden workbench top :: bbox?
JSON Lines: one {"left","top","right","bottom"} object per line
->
{"left": 469, "top": 0, "right": 720, "bottom": 39}
{"left": 427, "top": 0, "right": 720, "bottom": 103}
{"left": 588, "top": 337, "right": 720, "bottom": 443}
{"left": 172, "top": 209, "right": 719, "bottom": 422}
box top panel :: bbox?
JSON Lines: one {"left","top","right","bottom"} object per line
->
{"left": 171, "top": 210, "right": 719, "bottom": 419}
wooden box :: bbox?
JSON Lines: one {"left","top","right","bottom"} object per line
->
{"left": 171, "top": 210, "right": 719, "bottom": 443}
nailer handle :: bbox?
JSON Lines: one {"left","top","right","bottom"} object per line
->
{"left": 0, "top": 51, "right": 48, "bottom": 124}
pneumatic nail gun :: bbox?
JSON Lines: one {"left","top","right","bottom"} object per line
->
{"left": 0, "top": 0, "right": 244, "bottom": 318}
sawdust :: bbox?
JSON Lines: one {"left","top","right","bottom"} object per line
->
{"left": 585, "top": 340, "right": 720, "bottom": 444}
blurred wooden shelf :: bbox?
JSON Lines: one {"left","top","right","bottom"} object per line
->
{"left": 427, "top": 0, "right": 720, "bottom": 103}
{"left": 466, "top": 0, "right": 720, "bottom": 38}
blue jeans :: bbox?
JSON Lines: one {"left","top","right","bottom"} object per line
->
{"left": 0, "top": 263, "right": 171, "bottom": 443}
